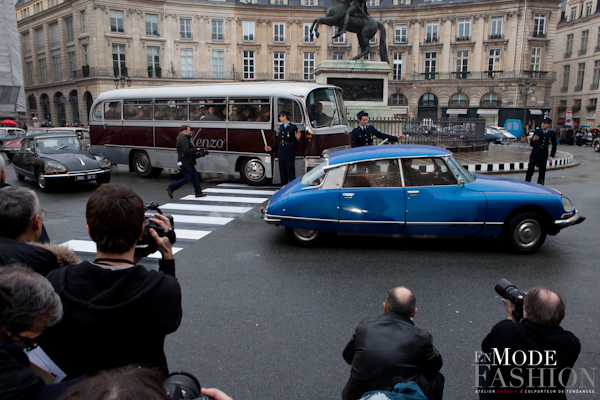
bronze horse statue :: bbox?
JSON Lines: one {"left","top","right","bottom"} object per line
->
{"left": 310, "top": 0, "right": 389, "bottom": 63}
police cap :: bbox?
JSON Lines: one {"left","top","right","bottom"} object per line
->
{"left": 357, "top": 110, "right": 369, "bottom": 119}
{"left": 542, "top": 118, "right": 552, "bottom": 124}
{"left": 279, "top": 110, "right": 291, "bottom": 117}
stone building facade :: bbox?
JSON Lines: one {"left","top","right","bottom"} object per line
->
{"left": 551, "top": 0, "right": 600, "bottom": 129}
{"left": 16, "top": 0, "right": 560, "bottom": 128}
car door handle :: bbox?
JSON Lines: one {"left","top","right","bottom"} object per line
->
{"left": 407, "top": 190, "right": 420, "bottom": 195}
{"left": 343, "top": 193, "right": 354, "bottom": 198}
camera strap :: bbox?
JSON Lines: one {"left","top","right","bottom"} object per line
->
{"left": 94, "top": 258, "right": 135, "bottom": 266}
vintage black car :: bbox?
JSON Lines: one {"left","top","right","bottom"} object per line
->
{"left": 12, "top": 133, "right": 111, "bottom": 191}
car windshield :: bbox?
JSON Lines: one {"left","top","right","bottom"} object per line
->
{"left": 446, "top": 155, "right": 475, "bottom": 183}
{"left": 26, "top": 129, "right": 49, "bottom": 136}
{"left": 300, "top": 162, "right": 327, "bottom": 186}
{"left": 37, "top": 136, "right": 84, "bottom": 153}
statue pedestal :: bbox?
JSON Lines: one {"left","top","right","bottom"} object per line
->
{"left": 313, "top": 60, "right": 393, "bottom": 118}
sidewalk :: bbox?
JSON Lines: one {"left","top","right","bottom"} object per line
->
{"left": 453, "top": 143, "right": 576, "bottom": 174}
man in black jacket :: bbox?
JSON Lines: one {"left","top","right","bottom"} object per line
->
{"left": 525, "top": 118, "right": 557, "bottom": 185}
{"left": 265, "top": 110, "right": 301, "bottom": 185}
{"left": 39, "top": 183, "right": 182, "bottom": 380}
{"left": 342, "top": 286, "right": 444, "bottom": 400}
{"left": 351, "top": 111, "right": 405, "bottom": 148}
{"left": 166, "top": 125, "right": 205, "bottom": 198}
{"left": 479, "top": 287, "right": 581, "bottom": 399}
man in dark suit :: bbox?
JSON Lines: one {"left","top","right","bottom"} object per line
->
{"left": 525, "top": 117, "right": 557, "bottom": 185}
{"left": 342, "top": 287, "right": 444, "bottom": 400}
{"left": 265, "top": 110, "right": 301, "bottom": 185}
{"left": 479, "top": 287, "right": 581, "bottom": 399}
{"left": 351, "top": 110, "right": 405, "bottom": 148}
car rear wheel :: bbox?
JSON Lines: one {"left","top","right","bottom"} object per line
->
{"left": 133, "top": 151, "right": 162, "bottom": 178}
{"left": 505, "top": 212, "right": 547, "bottom": 254}
{"left": 594, "top": 140, "right": 600, "bottom": 152}
{"left": 36, "top": 170, "right": 51, "bottom": 192}
{"left": 96, "top": 173, "right": 111, "bottom": 185}
{"left": 285, "top": 227, "right": 322, "bottom": 247}
{"left": 240, "top": 158, "right": 270, "bottom": 186}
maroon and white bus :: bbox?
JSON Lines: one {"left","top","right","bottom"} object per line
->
{"left": 89, "top": 82, "right": 351, "bottom": 185}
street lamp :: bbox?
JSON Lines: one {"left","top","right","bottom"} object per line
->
{"left": 113, "top": 75, "right": 132, "bottom": 89}
{"left": 518, "top": 80, "right": 537, "bottom": 137}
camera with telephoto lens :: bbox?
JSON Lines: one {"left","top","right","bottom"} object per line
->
{"left": 164, "top": 372, "right": 214, "bottom": 400}
{"left": 195, "top": 148, "right": 209, "bottom": 158}
{"left": 495, "top": 278, "right": 528, "bottom": 321}
{"left": 135, "top": 202, "right": 176, "bottom": 258}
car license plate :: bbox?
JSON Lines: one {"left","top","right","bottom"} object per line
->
{"left": 75, "top": 174, "right": 96, "bottom": 181}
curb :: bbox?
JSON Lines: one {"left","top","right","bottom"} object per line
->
{"left": 461, "top": 151, "right": 576, "bottom": 175}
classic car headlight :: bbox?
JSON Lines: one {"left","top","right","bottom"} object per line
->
{"left": 562, "top": 197, "right": 575, "bottom": 213}
{"left": 99, "top": 157, "right": 111, "bottom": 168}
{"left": 44, "top": 161, "right": 66, "bottom": 173}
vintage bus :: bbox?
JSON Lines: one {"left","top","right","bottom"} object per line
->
{"left": 89, "top": 82, "right": 351, "bottom": 185}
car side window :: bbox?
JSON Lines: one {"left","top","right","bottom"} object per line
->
{"left": 21, "top": 139, "right": 30, "bottom": 152}
{"left": 343, "top": 159, "right": 401, "bottom": 188}
{"left": 401, "top": 158, "right": 457, "bottom": 187}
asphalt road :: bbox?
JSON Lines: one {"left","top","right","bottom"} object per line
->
{"left": 2, "top": 144, "right": 598, "bottom": 400}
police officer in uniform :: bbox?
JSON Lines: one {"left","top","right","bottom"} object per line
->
{"left": 265, "top": 110, "right": 302, "bottom": 185}
{"left": 351, "top": 111, "right": 405, "bottom": 147}
{"left": 525, "top": 117, "right": 557, "bottom": 185}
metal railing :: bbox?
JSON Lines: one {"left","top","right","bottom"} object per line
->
{"left": 575, "top": 84, "right": 583, "bottom": 92}
{"left": 407, "top": 70, "right": 556, "bottom": 81}
{"left": 560, "top": 86, "right": 569, "bottom": 93}
{"left": 564, "top": 51, "right": 572, "bottom": 58}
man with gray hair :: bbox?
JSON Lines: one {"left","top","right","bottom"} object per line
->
{"left": 342, "top": 286, "right": 444, "bottom": 400}
{"left": 0, "top": 186, "right": 61, "bottom": 275}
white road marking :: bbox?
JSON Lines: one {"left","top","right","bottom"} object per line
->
{"left": 160, "top": 203, "right": 252, "bottom": 213}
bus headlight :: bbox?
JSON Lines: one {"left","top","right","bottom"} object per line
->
{"left": 99, "top": 158, "right": 111, "bottom": 168}
{"left": 44, "top": 161, "right": 66, "bottom": 173}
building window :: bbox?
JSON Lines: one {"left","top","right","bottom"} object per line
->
{"left": 145, "top": 14, "right": 159, "bottom": 36}
{"left": 212, "top": 50, "right": 224, "bottom": 79}
{"left": 53, "top": 55, "right": 62, "bottom": 81}
{"left": 180, "top": 18, "right": 192, "bottom": 39}
{"left": 305, "top": 0, "right": 314, "bottom": 5}
{"left": 112, "top": 44, "right": 126, "bottom": 75}
{"left": 566, "top": 34, "right": 574, "bottom": 57}
{"left": 304, "top": 23, "right": 314, "bottom": 43}
{"left": 574, "top": 99, "right": 582, "bottom": 111}
{"left": 456, "top": 50, "right": 468, "bottom": 78}
{"left": 243, "top": 21, "right": 255, "bottom": 41}
{"left": 581, "top": 30, "right": 589, "bottom": 55}
{"left": 562, "top": 65, "right": 570, "bottom": 91}
{"left": 39, "top": 58, "right": 47, "bottom": 83}
{"left": 490, "top": 16, "right": 502, "bottom": 38}
{"left": 28, "top": 95, "right": 37, "bottom": 110}
{"left": 597, "top": 28, "right": 600, "bottom": 51}
{"left": 147, "top": 47, "right": 160, "bottom": 77}
{"left": 425, "top": 51, "right": 436, "bottom": 79}
{"left": 533, "top": 14, "right": 545, "bottom": 36}
{"left": 50, "top": 23, "right": 59, "bottom": 48}
{"left": 393, "top": 52, "right": 402, "bottom": 80}
{"left": 65, "top": 18, "right": 74, "bottom": 42}
{"left": 273, "top": 23, "right": 285, "bottom": 42}
{"left": 592, "top": 60, "right": 600, "bottom": 90}
{"left": 303, "top": 52, "right": 315, "bottom": 80}
{"left": 26, "top": 62, "right": 34, "bottom": 85}
{"left": 211, "top": 19, "right": 224, "bottom": 41}
{"left": 530, "top": 47, "right": 542, "bottom": 75}
{"left": 68, "top": 51, "right": 76, "bottom": 78}
{"left": 483, "top": 93, "right": 498, "bottom": 106}
{"left": 586, "top": 2, "right": 593, "bottom": 16}
{"left": 23, "top": 32, "right": 31, "bottom": 55}
{"left": 181, "top": 49, "right": 193, "bottom": 78}
{"left": 488, "top": 49, "right": 501, "bottom": 72}
{"left": 571, "top": 7, "right": 578, "bottom": 21}
{"left": 82, "top": 44, "right": 88, "bottom": 66}
{"left": 243, "top": 50, "right": 255, "bottom": 80}
{"left": 395, "top": 23, "right": 407, "bottom": 43}
{"left": 369, "top": 34, "right": 377, "bottom": 45}
{"left": 273, "top": 51, "right": 285, "bottom": 80}
{"left": 36, "top": 28, "right": 44, "bottom": 51}
{"left": 457, "top": 19, "right": 470, "bottom": 40}
{"left": 110, "top": 10, "right": 124, "bottom": 33}
{"left": 333, "top": 52, "right": 344, "bottom": 60}
{"left": 420, "top": 93, "right": 437, "bottom": 107}
{"left": 80, "top": 10, "right": 87, "bottom": 33}
{"left": 390, "top": 93, "right": 406, "bottom": 106}
{"left": 366, "top": 0, "right": 376, "bottom": 6}
{"left": 333, "top": 27, "right": 346, "bottom": 43}
{"left": 576, "top": 62, "right": 585, "bottom": 91}
{"left": 426, "top": 22, "right": 438, "bottom": 42}
{"left": 450, "top": 93, "right": 467, "bottom": 107}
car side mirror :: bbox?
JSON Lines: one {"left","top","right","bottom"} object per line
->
{"left": 458, "top": 177, "right": 465, "bottom": 187}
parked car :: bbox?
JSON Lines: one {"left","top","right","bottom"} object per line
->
{"left": 0, "top": 128, "right": 27, "bottom": 160}
{"left": 46, "top": 127, "right": 91, "bottom": 148}
{"left": 489, "top": 126, "right": 517, "bottom": 144}
{"left": 485, "top": 126, "right": 506, "bottom": 144}
{"left": 12, "top": 132, "right": 111, "bottom": 191}
{"left": 262, "top": 145, "right": 585, "bottom": 254}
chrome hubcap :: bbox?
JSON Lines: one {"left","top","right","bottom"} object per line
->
{"left": 136, "top": 153, "right": 149, "bottom": 173}
{"left": 37, "top": 172, "right": 46, "bottom": 189}
{"left": 245, "top": 160, "right": 265, "bottom": 182}
{"left": 294, "top": 229, "right": 319, "bottom": 242}
{"left": 514, "top": 220, "right": 541, "bottom": 248}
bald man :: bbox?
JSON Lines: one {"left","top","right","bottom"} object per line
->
{"left": 479, "top": 287, "right": 581, "bottom": 399}
{"left": 342, "top": 287, "right": 443, "bottom": 400}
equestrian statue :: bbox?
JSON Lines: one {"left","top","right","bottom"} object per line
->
{"left": 310, "top": 0, "right": 389, "bottom": 63}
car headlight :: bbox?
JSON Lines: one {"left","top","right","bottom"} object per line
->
{"left": 562, "top": 197, "right": 575, "bottom": 213}
{"left": 44, "top": 161, "right": 66, "bottom": 173}
{"left": 99, "top": 158, "right": 111, "bottom": 168}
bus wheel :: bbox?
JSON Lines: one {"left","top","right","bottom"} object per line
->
{"left": 241, "top": 158, "right": 270, "bottom": 186}
{"left": 133, "top": 151, "right": 162, "bottom": 178}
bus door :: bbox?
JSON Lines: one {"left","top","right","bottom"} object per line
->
{"left": 100, "top": 101, "right": 126, "bottom": 164}
{"left": 305, "top": 87, "right": 351, "bottom": 158}
{"left": 275, "top": 98, "right": 305, "bottom": 176}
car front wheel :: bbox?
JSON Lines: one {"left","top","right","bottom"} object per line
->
{"left": 36, "top": 170, "right": 51, "bottom": 192}
{"left": 505, "top": 212, "right": 547, "bottom": 254}
{"left": 285, "top": 227, "right": 322, "bottom": 247}
{"left": 594, "top": 140, "right": 600, "bottom": 152}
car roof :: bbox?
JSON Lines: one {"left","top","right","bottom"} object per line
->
{"left": 27, "top": 133, "right": 79, "bottom": 138}
{"left": 328, "top": 145, "right": 452, "bottom": 166}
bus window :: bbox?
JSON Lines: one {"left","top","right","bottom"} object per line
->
{"left": 154, "top": 99, "right": 188, "bottom": 121}
{"left": 104, "top": 102, "right": 121, "bottom": 120}
{"left": 307, "top": 88, "right": 346, "bottom": 128}
{"left": 92, "top": 103, "right": 103, "bottom": 120}
{"left": 277, "top": 98, "right": 303, "bottom": 124}
{"left": 228, "top": 98, "right": 270, "bottom": 122}
{"left": 189, "top": 98, "right": 226, "bottom": 121}
{"left": 124, "top": 100, "right": 153, "bottom": 120}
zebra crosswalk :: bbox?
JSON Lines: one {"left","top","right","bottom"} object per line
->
{"left": 61, "top": 183, "right": 276, "bottom": 265}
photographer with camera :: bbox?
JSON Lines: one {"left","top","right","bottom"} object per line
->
{"left": 39, "top": 184, "right": 182, "bottom": 380}
{"left": 479, "top": 280, "right": 581, "bottom": 399}
{"left": 167, "top": 125, "right": 206, "bottom": 199}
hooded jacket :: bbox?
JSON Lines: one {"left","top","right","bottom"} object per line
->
{"left": 0, "top": 238, "right": 80, "bottom": 276}
{"left": 38, "top": 260, "right": 182, "bottom": 379}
